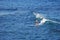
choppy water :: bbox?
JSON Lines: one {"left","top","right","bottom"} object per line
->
{"left": 0, "top": 0, "right": 60, "bottom": 40}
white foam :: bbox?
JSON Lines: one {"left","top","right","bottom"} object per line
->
{"left": 33, "top": 12, "right": 60, "bottom": 25}
{"left": 33, "top": 12, "right": 43, "bottom": 19}
{"left": 48, "top": 19, "right": 60, "bottom": 24}
{"left": 39, "top": 18, "right": 47, "bottom": 25}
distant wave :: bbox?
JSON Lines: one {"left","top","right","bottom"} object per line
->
{"left": 0, "top": 8, "right": 17, "bottom": 11}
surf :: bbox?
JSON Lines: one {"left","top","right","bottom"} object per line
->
{"left": 33, "top": 12, "right": 60, "bottom": 25}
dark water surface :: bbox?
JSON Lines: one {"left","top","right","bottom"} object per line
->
{"left": 0, "top": 0, "right": 60, "bottom": 40}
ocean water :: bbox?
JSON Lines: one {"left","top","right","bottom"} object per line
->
{"left": 0, "top": 0, "right": 60, "bottom": 40}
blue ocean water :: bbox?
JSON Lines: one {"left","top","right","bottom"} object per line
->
{"left": 0, "top": 0, "right": 60, "bottom": 40}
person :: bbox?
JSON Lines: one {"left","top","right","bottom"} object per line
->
{"left": 33, "top": 12, "right": 46, "bottom": 26}
{"left": 35, "top": 17, "right": 43, "bottom": 26}
{"left": 33, "top": 12, "right": 42, "bottom": 26}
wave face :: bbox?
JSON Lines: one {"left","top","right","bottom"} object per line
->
{"left": 0, "top": 0, "right": 60, "bottom": 40}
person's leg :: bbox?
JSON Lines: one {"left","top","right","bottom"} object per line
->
{"left": 35, "top": 20, "right": 39, "bottom": 26}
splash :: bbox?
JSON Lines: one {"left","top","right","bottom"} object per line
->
{"left": 33, "top": 12, "right": 60, "bottom": 25}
